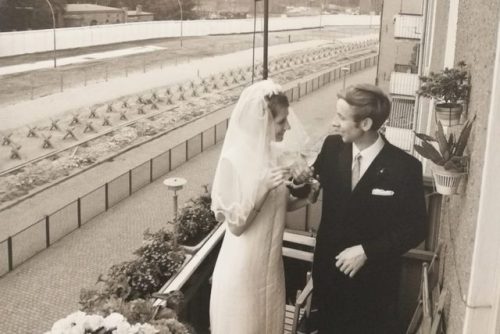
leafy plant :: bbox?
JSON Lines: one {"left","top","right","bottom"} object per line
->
{"left": 417, "top": 61, "right": 470, "bottom": 105}
{"left": 176, "top": 187, "right": 218, "bottom": 246}
{"left": 414, "top": 117, "right": 475, "bottom": 172}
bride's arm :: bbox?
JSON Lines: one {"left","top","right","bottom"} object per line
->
{"left": 227, "top": 167, "right": 287, "bottom": 236}
{"left": 227, "top": 185, "right": 269, "bottom": 236}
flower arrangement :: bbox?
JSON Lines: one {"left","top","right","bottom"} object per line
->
{"left": 45, "top": 308, "right": 192, "bottom": 334}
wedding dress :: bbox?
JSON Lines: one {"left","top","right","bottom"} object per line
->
{"left": 209, "top": 80, "right": 308, "bottom": 334}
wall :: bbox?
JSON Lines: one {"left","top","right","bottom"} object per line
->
{"left": 0, "top": 14, "right": 379, "bottom": 57}
{"left": 438, "top": 0, "right": 500, "bottom": 333}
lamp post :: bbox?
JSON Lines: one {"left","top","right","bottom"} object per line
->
{"left": 164, "top": 177, "right": 187, "bottom": 248}
{"left": 341, "top": 66, "right": 350, "bottom": 90}
{"left": 45, "top": 0, "right": 57, "bottom": 68}
{"left": 177, "top": 0, "right": 183, "bottom": 47}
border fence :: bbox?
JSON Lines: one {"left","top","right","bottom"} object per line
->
{"left": 0, "top": 54, "right": 378, "bottom": 277}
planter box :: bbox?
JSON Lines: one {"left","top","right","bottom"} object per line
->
{"left": 431, "top": 164, "right": 466, "bottom": 195}
{"left": 180, "top": 222, "right": 222, "bottom": 255}
{"left": 435, "top": 103, "right": 463, "bottom": 126}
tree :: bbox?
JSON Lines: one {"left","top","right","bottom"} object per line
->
{"left": 0, "top": 0, "right": 66, "bottom": 31}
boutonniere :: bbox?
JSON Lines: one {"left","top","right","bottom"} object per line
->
{"left": 376, "top": 167, "right": 387, "bottom": 177}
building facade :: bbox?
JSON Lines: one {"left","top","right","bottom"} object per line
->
{"left": 63, "top": 4, "right": 127, "bottom": 27}
{"left": 377, "top": 0, "right": 424, "bottom": 152}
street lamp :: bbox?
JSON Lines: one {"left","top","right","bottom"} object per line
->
{"left": 45, "top": 0, "right": 57, "bottom": 68}
{"left": 164, "top": 177, "right": 187, "bottom": 248}
{"left": 341, "top": 66, "right": 350, "bottom": 90}
{"left": 177, "top": 0, "right": 183, "bottom": 47}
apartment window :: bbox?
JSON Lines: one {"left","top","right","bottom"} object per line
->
{"left": 388, "top": 97, "right": 415, "bottom": 129}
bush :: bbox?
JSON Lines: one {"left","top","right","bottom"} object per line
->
{"left": 176, "top": 191, "right": 218, "bottom": 246}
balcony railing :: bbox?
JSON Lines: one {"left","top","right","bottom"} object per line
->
{"left": 389, "top": 72, "right": 420, "bottom": 97}
{"left": 394, "top": 14, "right": 423, "bottom": 40}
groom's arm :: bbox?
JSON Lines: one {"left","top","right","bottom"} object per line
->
{"left": 336, "top": 159, "right": 427, "bottom": 277}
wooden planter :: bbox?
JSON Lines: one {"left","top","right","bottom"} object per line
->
{"left": 431, "top": 165, "right": 466, "bottom": 195}
{"left": 180, "top": 222, "right": 222, "bottom": 255}
{"left": 435, "top": 103, "right": 463, "bottom": 126}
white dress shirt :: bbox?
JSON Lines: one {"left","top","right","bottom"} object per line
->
{"left": 352, "top": 134, "right": 385, "bottom": 180}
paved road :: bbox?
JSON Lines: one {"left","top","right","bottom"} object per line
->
{"left": 0, "top": 68, "right": 376, "bottom": 334}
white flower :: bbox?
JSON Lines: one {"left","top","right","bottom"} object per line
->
{"left": 104, "top": 312, "right": 126, "bottom": 329}
{"left": 68, "top": 323, "right": 85, "bottom": 334}
{"left": 51, "top": 317, "right": 72, "bottom": 333}
{"left": 137, "top": 323, "right": 159, "bottom": 334}
{"left": 66, "top": 311, "right": 87, "bottom": 326}
{"left": 128, "top": 323, "right": 142, "bottom": 334}
{"left": 83, "top": 314, "right": 104, "bottom": 331}
{"left": 112, "top": 321, "right": 131, "bottom": 334}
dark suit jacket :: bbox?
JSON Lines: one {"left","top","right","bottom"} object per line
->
{"left": 291, "top": 135, "right": 427, "bottom": 334}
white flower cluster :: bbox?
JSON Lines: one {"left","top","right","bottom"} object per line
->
{"left": 45, "top": 311, "right": 159, "bottom": 334}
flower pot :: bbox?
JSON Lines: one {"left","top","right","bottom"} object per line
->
{"left": 435, "top": 103, "right": 463, "bottom": 126}
{"left": 431, "top": 165, "right": 466, "bottom": 195}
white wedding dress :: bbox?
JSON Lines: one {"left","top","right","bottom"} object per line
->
{"left": 210, "top": 184, "right": 287, "bottom": 334}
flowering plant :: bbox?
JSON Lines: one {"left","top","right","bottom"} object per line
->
{"left": 45, "top": 310, "right": 191, "bottom": 334}
{"left": 417, "top": 61, "right": 469, "bottom": 105}
{"left": 176, "top": 188, "right": 218, "bottom": 246}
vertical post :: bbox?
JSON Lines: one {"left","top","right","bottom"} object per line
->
{"left": 168, "top": 149, "right": 172, "bottom": 171}
{"left": 173, "top": 191, "right": 178, "bottom": 247}
{"left": 45, "top": 0, "right": 57, "bottom": 68}
{"left": 150, "top": 158, "right": 154, "bottom": 183}
{"left": 201, "top": 132, "right": 204, "bottom": 152}
{"left": 45, "top": 215, "right": 50, "bottom": 248}
{"left": 7, "top": 237, "right": 13, "bottom": 271}
{"left": 263, "top": 0, "right": 269, "bottom": 79}
{"left": 77, "top": 197, "right": 81, "bottom": 228}
{"left": 177, "top": 0, "right": 183, "bottom": 47}
{"left": 252, "top": 0, "right": 258, "bottom": 83}
{"left": 105, "top": 183, "right": 109, "bottom": 210}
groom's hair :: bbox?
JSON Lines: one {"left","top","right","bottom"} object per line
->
{"left": 337, "top": 84, "right": 391, "bottom": 131}
{"left": 265, "top": 93, "right": 289, "bottom": 118}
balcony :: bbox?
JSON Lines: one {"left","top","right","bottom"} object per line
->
{"left": 387, "top": 72, "right": 420, "bottom": 151}
{"left": 385, "top": 96, "right": 416, "bottom": 152}
{"left": 154, "top": 184, "right": 442, "bottom": 334}
{"left": 394, "top": 14, "right": 423, "bottom": 40}
{"left": 389, "top": 71, "right": 420, "bottom": 97}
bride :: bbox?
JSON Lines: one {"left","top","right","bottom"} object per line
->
{"left": 209, "top": 79, "right": 318, "bottom": 334}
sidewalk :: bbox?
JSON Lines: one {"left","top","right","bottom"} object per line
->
{"left": 0, "top": 68, "right": 376, "bottom": 334}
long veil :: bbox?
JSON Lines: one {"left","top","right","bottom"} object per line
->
{"left": 211, "top": 80, "right": 310, "bottom": 226}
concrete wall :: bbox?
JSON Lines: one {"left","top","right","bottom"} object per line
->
{"left": 0, "top": 14, "right": 379, "bottom": 58}
{"left": 438, "top": 0, "right": 500, "bottom": 332}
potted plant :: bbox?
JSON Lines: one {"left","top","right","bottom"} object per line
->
{"left": 417, "top": 61, "right": 470, "bottom": 126}
{"left": 414, "top": 117, "right": 475, "bottom": 195}
{"left": 176, "top": 187, "right": 220, "bottom": 254}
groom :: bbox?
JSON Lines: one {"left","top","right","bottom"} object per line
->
{"left": 291, "top": 84, "right": 427, "bottom": 333}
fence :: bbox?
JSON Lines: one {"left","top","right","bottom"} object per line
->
{"left": 0, "top": 15, "right": 380, "bottom": 57}
{"left": 0, "top": 54, "right": 378, "bottom": 277}
{"left": 0, "top": 28, "right": 379, "bottom": 106}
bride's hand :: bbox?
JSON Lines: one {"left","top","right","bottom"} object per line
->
{"left": 263, "top": 167, "right": 289, "bottom": 191}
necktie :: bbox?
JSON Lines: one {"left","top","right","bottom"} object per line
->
{"left": 352, "top": 153, "right": 362, "bottom": 190}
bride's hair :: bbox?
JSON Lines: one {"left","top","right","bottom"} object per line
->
{"left": 265, "top": 93, "right": 289, "bottom": 118}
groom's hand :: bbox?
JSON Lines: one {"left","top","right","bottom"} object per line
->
{"left": 335, "top": 245, "right": 367, "bottom": 278}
